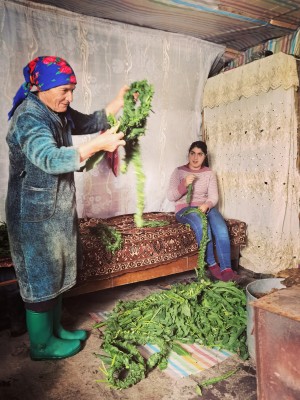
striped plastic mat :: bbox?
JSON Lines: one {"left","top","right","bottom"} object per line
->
{"left": 90, "top": 311, "right": 233, "bottom": 378}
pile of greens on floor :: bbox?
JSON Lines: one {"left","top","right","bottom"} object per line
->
{"left": 94, "top": 210, "right": 248, "bottom": 389}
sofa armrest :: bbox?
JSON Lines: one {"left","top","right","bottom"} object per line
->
{"left": 225, "top": 219, "right": 247, "bottom": 247}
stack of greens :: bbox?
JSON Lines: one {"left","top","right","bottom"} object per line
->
{"left": 95, "top": 279, "right": 247, "bottom": 389}
{"left": 94, "top": 210, "right": 248, "bottom": 389}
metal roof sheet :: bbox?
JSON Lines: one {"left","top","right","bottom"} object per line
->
{"left": 27, "top": 0, "right": 300, "bottom": 51}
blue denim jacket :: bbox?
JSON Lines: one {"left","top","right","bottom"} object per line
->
{"left": 6, "top": 92, "right": 108, "bottom": 302}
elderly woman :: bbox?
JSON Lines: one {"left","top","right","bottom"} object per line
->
{"left": 167, "top": 141, "right": 238, "bottom": 282}
{"left": 6, "top": 56, "right": 127, "bottom": 360}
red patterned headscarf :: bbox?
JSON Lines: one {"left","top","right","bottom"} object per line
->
{"left": 8, "top": 56, "right": 77, "bottom": 120}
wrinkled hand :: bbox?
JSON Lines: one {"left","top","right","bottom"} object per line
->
{"left": 133, "top": 91, "right": 139, "bottom": 102}
{"left": 105, "top": 85, "right": 130, "bottom": 116}
{"left": 77, "top": 122, "right": 125, "bottom": 162}
{"left": 116, "top": 85, "right": 130, "bottom": 108}
{"left": 115, "top": 85, "right": 139, "bottom": 106}
{"left": 96, "top": 123, "right": 126, "bottom": 152}
{"left": 185, "top": 174, "right": 196, "bottom": 187}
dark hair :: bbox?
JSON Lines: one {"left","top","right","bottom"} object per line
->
{"left": 188, "top": 141, "right": 209, "bottom": 167}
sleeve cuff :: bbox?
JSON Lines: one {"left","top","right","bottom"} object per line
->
{"left": 178, "top": 180, "right": 187, "bottom": 195}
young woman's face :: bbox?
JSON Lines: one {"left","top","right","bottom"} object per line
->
{"left": 188, "top": 146, "right": 206, "bottom": 169}
{"left": 37, "top": 84, "right": 76, "bottom": 113}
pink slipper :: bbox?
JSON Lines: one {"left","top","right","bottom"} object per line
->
{"left": 208, "top": 264, "right": 222, "bottom": 280}
{"left": 220, "top": 268, "right": 239, "bottom": 282}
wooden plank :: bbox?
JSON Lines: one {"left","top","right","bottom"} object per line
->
{"left": 0, "top": 279, "right": 17, "bottom": 287}
{"left": 66, "top": 254, "right": 199, "bottom": 297}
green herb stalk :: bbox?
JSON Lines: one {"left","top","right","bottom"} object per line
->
{"left": 196, "top": 367, "right": 240, "bottom": 396}
{"left": 89, "top": 224, "right": 122, "bottom": 254}
{"left": 186, "top": 183, "right": 193, "bottom": 205}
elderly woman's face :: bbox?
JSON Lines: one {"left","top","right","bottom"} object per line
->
{"left": 37, "top": 84, "right": 76, "bottom": 113}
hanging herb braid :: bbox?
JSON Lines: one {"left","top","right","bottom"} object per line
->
{"left": 186, "top": 183, "right": 193, "bottom": 205}
{"left": 82, "top": 80, "right": 159, "bottom": 228}
{"left": 129, "top": 144, "right": 168, "bottom": 228}
{"left": 131, "top": 145, "right": 145, "bottom": 228}
{"left": 111, "top": 80, "right": 156, "bottom": 227}
{"left": 116, "top": 79, "right": 154, "bottom": 172}
{"left": 81, "top": 80, "right": 154, "bottom": 172}
{"left": 181, "top": 208, "right": 209, "bottom": 279}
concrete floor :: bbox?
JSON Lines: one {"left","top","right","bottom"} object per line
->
{"left": 0, "top": 270, "right": 258, "bottom": 400}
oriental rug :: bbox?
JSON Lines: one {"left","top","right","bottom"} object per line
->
{"left": 78, "top": 213, "right": 247, "bottom": 284}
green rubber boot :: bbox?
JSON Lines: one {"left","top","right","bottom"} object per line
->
{"left": 53, "top": 296, "right": 87, "bottom": 341}
{"left": 26, "top": 309, "right": 81, "bottom": 360}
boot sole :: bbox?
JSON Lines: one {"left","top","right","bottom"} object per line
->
{"left": 56, "top": 331, "right": 88, "bottom": 341}
{"left": 30, "top": 343, "right": 81, "bottom": 361}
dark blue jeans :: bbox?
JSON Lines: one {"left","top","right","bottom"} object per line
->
{"left": 176, "top": 207, "right": 231, "bottom": 271}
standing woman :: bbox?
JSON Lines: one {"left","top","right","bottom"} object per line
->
{"left": 5, "top": 56, "right": 127, "bottom": 360}
{"left": 167, "top": 141, "right": 238, "bottom": 282}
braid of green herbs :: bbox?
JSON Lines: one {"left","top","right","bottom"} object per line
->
{"left": 82, "top": 80, "right": 160, "bottom": 228}
{"left": 82, "top": 80, "right": 154, "bottom": 174}
{"left": 181, "top": 208, "right": 209, "bottom": 279}
{"left": 130, "top": 145, "right": 168, "bottom": 228}
{"left": 186, "top": 183, "right": 193, "bottom": 205}
{"left": 115, "top": 79, "right": 154, "bottom": 173}
{"left": 111, "top": 80, "right": 156, "bottom": 228}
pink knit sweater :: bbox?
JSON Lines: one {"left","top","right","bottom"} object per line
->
{"left": 167, "top": 165, "right": 219, "bottom": 213}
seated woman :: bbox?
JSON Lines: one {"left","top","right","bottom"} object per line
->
{"left": 167, "top": 140, "right": 238, "bottom": 282}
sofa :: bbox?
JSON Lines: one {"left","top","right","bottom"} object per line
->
{"left": 68, "top": 212, "right": 247, "bottom": 296}
{"left": 0, "top": 212, "right": 247, "bottom": 296}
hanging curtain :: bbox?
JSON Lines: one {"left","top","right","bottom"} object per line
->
{"left": 0, "top": 0, "right": 224, "bottom": 220}
{"left": 203, "top": 53, "right": 300, "bottom": 273}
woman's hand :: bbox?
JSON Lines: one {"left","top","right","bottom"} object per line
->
{"left": 185, "top": 174, "right": 196, "bottom": 187}
{"left": 105, "top": 85, "right": 130, "bottom": 116}
{"left": 77, "top": 123, "right": 125, "bottom": 162}
{"left": 94, "top": 127, "right": 125, "bottom": 153}
{"left": 198, "top": 204, "right": 210, "bottom": 214}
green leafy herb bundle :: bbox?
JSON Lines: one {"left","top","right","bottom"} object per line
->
{"left": 83, "top": 80, "right": 155, "bottom": 228}
{"left": 89, "top": 224, "right": 122, "bottom": 254}
{"left": 186, "top": 183, "right": 193, "bottom": 205}
{"left": 115, "top": 80, "right": 154, "bottom": 228}
{"left": 114, "top": 80, "right": 154, "bottom": 174}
